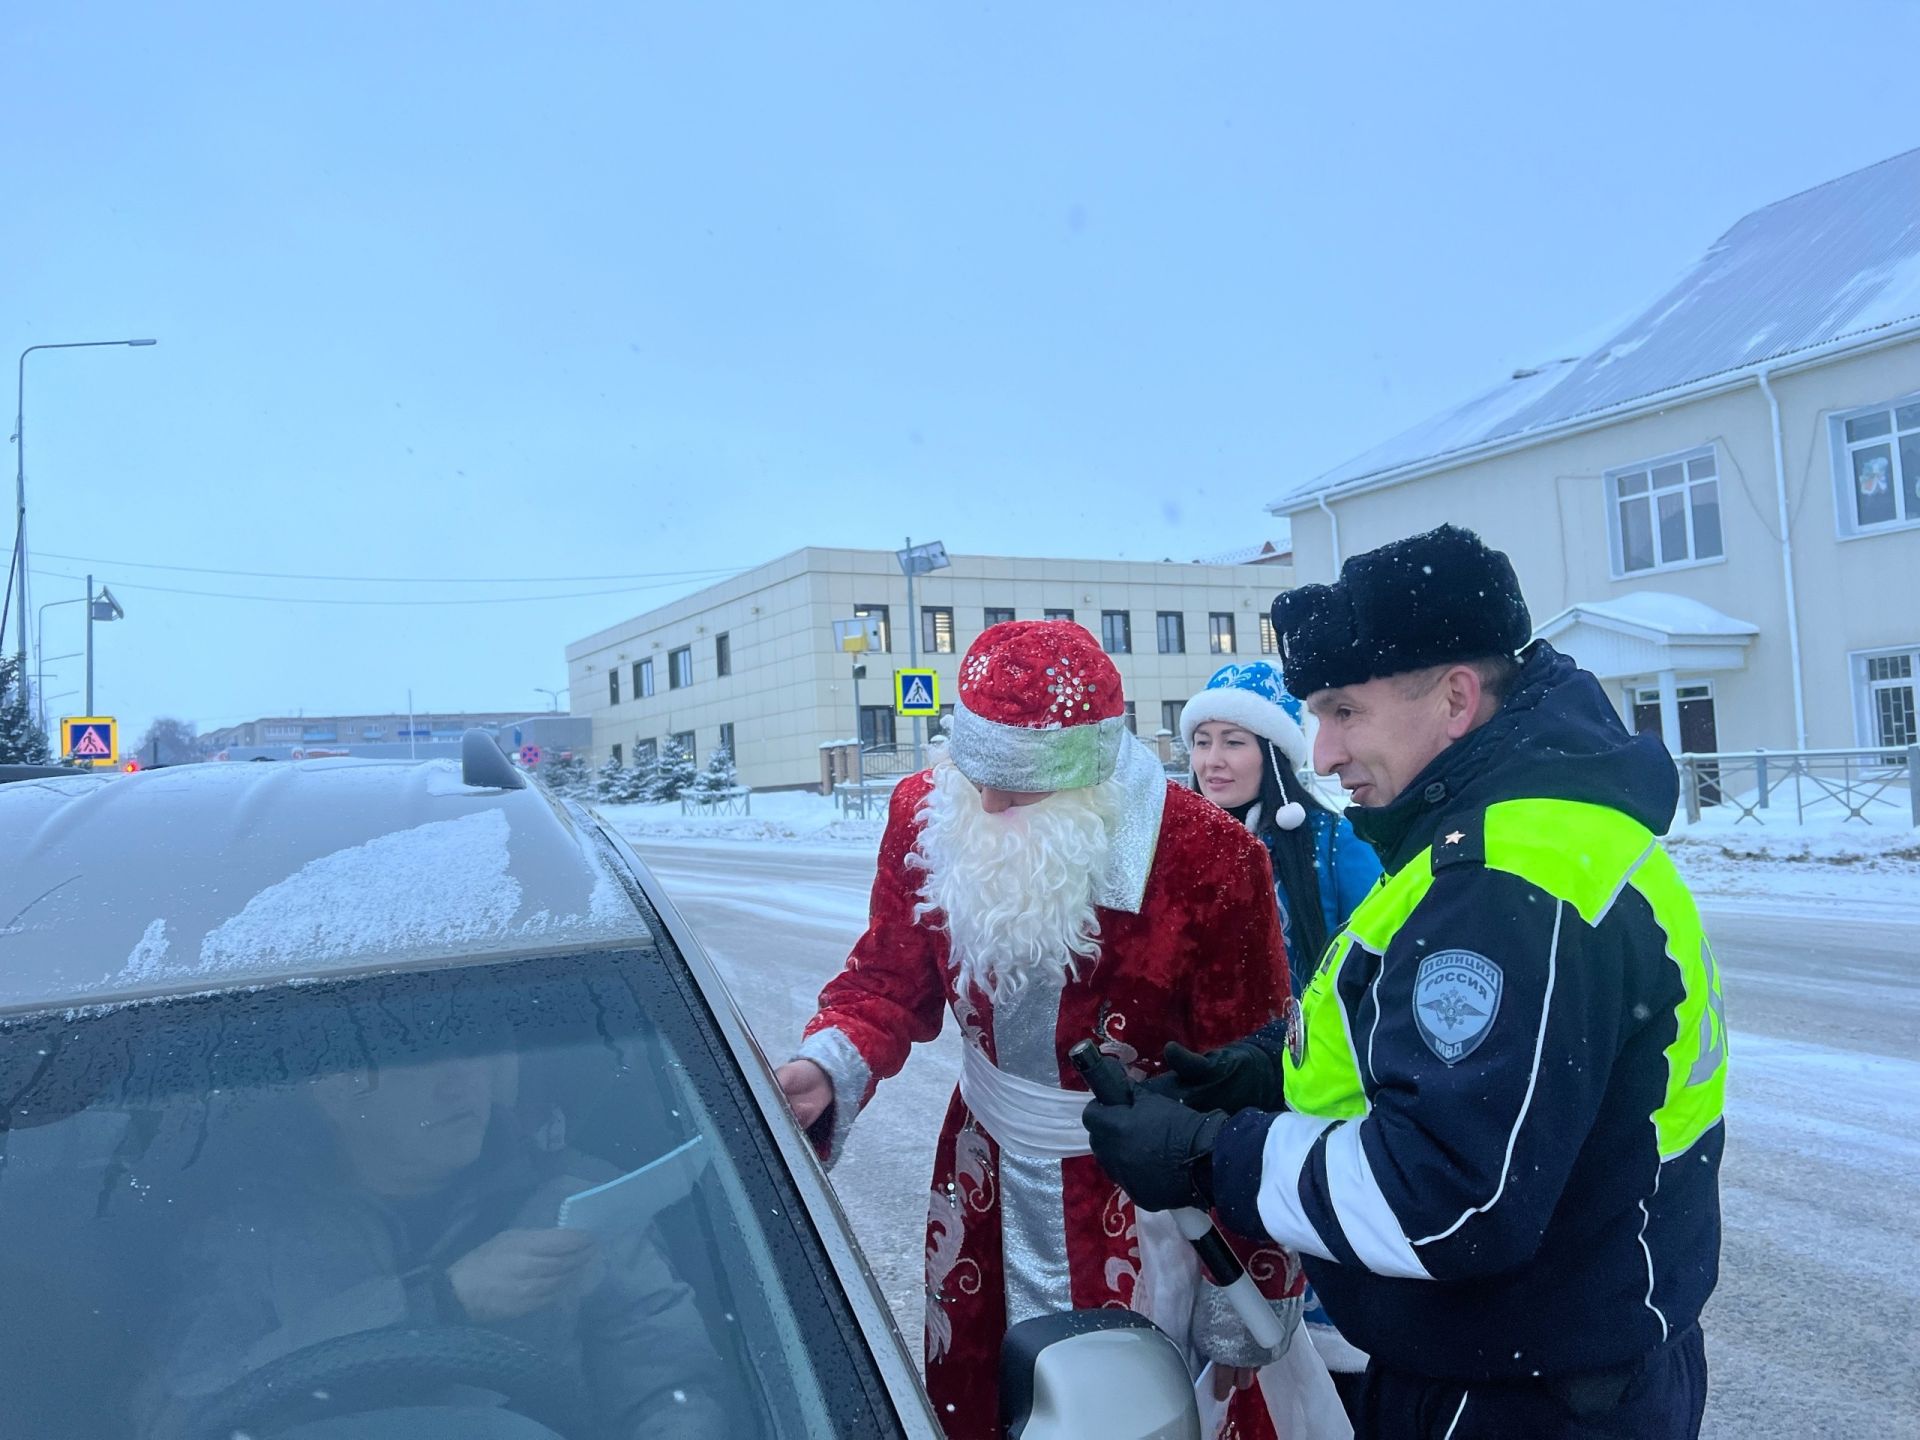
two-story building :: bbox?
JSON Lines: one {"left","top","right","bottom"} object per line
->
{"left": 1270, "top": 147, "right": 1920, "bottom": 758}
{"left": 565, "top": 546, "right": 1292, "bottom": 790}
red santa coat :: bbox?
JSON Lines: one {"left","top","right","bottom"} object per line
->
{"left": 797, "top": 752, "right": 1303, "bottom": 1440}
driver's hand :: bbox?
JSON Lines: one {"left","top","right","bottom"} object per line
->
{"left": 775, "top": 1059, "right": 833, "bottom": 1128}
{"left": 447, "top": 1228, "right": 600, "bottom": 1322}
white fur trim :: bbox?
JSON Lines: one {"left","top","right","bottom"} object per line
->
{"left": 1181, "top": 686, "right": 1309, "bottom": 769}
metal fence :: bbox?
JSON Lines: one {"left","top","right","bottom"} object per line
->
{"left": 679, "top": 787, "right": 751, "bottom": 817}
{"left": 1675, "top": 746, "right": 1920, "bottom": 827}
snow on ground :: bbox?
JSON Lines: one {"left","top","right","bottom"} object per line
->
{"left": 596, "top": 790, "right": 886, "bottom": 847}
{"left": 595, "top": 784, "right": 1920, "bottom": 921}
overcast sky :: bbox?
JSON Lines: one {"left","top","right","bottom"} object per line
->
{"left": 5, "top": 1, "right": 1917, "bottom": 743}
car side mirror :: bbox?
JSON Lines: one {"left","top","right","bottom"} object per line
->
{"left": 999, "top": 1310, "right": 1200, "bottom": 1440}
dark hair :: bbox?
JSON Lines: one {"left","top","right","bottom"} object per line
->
{"left": 1250, "top": 739, "right": 1334, "bottom": 971}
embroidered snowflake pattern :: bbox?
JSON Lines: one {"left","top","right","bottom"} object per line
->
{"left": 1044, "top": 659, "right": 1097, "bottom": 719}
{"left": 958, "top": 652, "right": 993, "bottom": 695}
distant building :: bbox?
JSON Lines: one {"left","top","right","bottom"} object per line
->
{"left": 565, "top": 546, "right": 1295, "bottom": 791}
{"left": 1269, "top": 147, "right": 1920, "bottom": 756}
{"left": 198, "top": 710, "right": 556, "bottom": 762}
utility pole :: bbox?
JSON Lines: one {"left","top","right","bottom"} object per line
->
{"left": 903, "top": 535, "right": 919, "bottom": 768}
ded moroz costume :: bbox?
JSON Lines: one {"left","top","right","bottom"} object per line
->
{"left": 788, "top": 620, "right": 1324, "bottom": 1439}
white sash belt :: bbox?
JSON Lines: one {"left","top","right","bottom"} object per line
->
{"left": 958, "top": 1043, "right": 1094, "bottom": 1160}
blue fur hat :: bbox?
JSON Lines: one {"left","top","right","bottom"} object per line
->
{"left": 1179, "top": 662, "right": 1310, "bottom": 770}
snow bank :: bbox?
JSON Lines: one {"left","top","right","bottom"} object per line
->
{"left": 598, "top": 790, "right": 887, "bottom": 848}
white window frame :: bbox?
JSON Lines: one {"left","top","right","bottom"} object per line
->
{"left": 1848, "top": 644, "right": 1920, "bottom": 751}
{"left": 1829, "top": 391, "right": 1920, "bottom": 540}
{"left": 1604, "top": 444, "right": 1726, "bottom": 578}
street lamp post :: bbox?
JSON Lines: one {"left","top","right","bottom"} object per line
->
{"left": 35, "top": 593, "right": 88, "bottom": 733}
{"left": 11, "top": 338, "right": 158, "bottom": 711}
{"left": 534, "top": 686, "right": 568, "bottom": 712}
{"left": 85, "top": 575, "right": 124, "bottom": 715}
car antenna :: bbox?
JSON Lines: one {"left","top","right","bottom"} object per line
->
{"left": 461, "top": 728, "right": 528, "bottom": 790}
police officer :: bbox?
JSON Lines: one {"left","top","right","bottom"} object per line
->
{"left": 1085, "top": 525, "right": 1726, "bottom": 1439}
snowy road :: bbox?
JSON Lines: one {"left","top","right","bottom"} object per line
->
{"left": 634, "top": 839, "right": 1920, "bottom": 1439}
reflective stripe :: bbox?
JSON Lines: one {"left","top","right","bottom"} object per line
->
{"left": 1629, "top": 848, "right": 1730, "bottom": 1158}
{"left": 1324, "top": 1122, "right": 1432, "bottom": 1279}
{"left": 1414, "top": 900, "right": 1564, "bottom": 1247}
{"left": 1255, "top": 1111, "right": 1336, "bottom": 1260}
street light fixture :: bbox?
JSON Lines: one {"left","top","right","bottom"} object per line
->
{"left": 10, "top": 338, "right": 158, "bottom": 714}
{"left": 534, "top": 686, "right": 568, "bottom": 712}
{"left": 86, "top": 575, "right": 124, "bottom": 715}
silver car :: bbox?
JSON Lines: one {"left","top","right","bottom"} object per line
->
{"left": 0, "top": 739, "right": 1200, "bottom": 1440}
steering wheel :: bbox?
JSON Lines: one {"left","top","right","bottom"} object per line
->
{"left": 184, "top": 1324, "right": 595, "bottom": 1440}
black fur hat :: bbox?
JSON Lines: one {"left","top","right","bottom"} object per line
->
{"left": 1270, "top": 525, "right": 1531, "bottom": 698}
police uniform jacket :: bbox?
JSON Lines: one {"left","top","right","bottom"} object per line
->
{"left": 1209, "top": 642, "right": 1728, "bottom": 1383}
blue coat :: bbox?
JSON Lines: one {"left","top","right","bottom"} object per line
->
{"left": 1260, "top": 806, "right": 1381, "bottom": 995}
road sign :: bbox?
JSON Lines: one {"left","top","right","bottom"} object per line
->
{"left": 833, "top": 617, "right": 884, "bottom": 654}
{"left": 62, "top": 716, "right": 118, "bottom": 764}
{"left": 895, "top": 668, "right": 940, "bottom": 716}
{"left": 520, "top": 744, "right": 542, "bottom": 767}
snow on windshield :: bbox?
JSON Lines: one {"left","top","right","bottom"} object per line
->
{"left": 197, "top": 809, "right": 522, "bottom": 973}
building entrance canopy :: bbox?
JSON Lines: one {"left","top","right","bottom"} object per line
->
{"left": 1534, "top": 591, "right": 1758, "bottom": 752}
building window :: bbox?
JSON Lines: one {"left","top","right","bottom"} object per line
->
{"left": 1044, "top": 607, "right": 1075, "bottom": 623}
{"left": 1209, "top": 613, "right": 1237, "bottom": 655}
{"left": 1123, "top": 701, "right": 1137, "bottom": 735}
{"left": 1101, "top": 610, "right": 1131, "bottom": 654}
{"left": 635, "top": 737, "right": 657, "bottom": 768}
{"left": 611, "top": 743, "right": 623, "bottom": 766}
{"left": 608, "top": 669, "right": 621, "bottom": 706}
{"left": 668, "top": 646, "right": 693, "bottom": 689}
{"left": 671, "top": 730, "right": 696, "bottom": 765}
{"left": 1853, "top": 647, "right": 1919, "bottom": 756}
{"left": 1156, "top": 612, "right": 1185, "bottom": 654}
{"left": 859, "top": 706, "right": 896, "bottom": 747}
{"left": 718, "top": 722, "right": 735, "bottom": 758}
{"left": 636, "top": 657, "right": 655, "bottom": 697}
{"left": 1260, "top": 615, "right": 1279, "bottom": 654}
{"left": 985, "top": 606, "right": 1016, "bottom": 628}
{"left": 922, "top": 606, "right": 955, "bottom": 654}
{"left": 1161, "top": 700, "right": 1183, "bottom": 737}
{"left": 1607, "top": 447, "right": 1724, "bottom": 574}
{"left": 855, "top": 604, "right": 891, "bottom": 652}
{"left": 1832, "top": 397, "right": 1920, "bottom": 535}
{"left": 716, "top": 632, "right": 731, "bottom": 677}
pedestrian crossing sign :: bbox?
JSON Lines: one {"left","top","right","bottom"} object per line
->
{"left": 62, "top": 716, "right": 119, "bottom": 765}
{"left": 894, "top": 669, "right": 940, "bottom": 716}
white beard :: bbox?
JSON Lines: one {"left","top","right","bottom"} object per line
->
{"left": 908, "top": 756, "right": 1113, "bottom": 1004}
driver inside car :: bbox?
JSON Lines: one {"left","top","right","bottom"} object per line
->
{"left": 136, "top": 1014, "right": 727, "bottom": 1440}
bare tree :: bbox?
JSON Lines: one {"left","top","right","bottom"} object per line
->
{"left": 135, "top": 716, "right": 202, "bottom": 766}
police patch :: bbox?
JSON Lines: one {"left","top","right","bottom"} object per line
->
{"left": 1282, "top": 995, "right": 1306, "bottom": 1068}
{"left": 1413, "top": 950, "right": 1503, "bottom": 1065}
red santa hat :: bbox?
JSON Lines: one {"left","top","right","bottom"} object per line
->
{"left": 949, "top": 620, "right": 1128, "bottom": 792}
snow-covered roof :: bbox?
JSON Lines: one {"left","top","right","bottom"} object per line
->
{"left": 1535, "top": 591, "right": 1759, "bottom": 641}
{"left": 1274, "top": 147, "right": 1920, "bottom": 508}
{"left": 1198, "top": 538, "right": 1293, "bottom": 566}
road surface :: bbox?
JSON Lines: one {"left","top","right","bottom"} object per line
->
{"left": 634, "top": 838, "right": 1920, "bottom": 1439}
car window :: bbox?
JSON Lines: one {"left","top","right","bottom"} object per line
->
{"left": 0, "top": 945, "right": 905, "bottom": 1440}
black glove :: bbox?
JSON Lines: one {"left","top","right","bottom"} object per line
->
{"left": 1082, "top": 1089, "right": 1229, "bottom": 1213}
{"left": 1140, "top": 1039, "right": 1286, "bottom": 1114}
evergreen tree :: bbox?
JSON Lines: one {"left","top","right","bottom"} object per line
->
{"left": 647, "top": 735, "right": 697, "bottom": 802}
{"left": 622, "top": 752, "right": 657, "bottom": 804}
{"left": 0, "top": 656, "right": 52, "bottom": 765}
{"left": 687, "top": 746, "right": 740, "bottom": 803}
{"left": 538, "top": 751, "right": 590, "bottom": 799}
{"left": 593, "top": 753, "right": 627, "bottom": 803}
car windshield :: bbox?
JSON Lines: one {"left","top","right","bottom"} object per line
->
{"left": 0, "top": 944, "right": 901, "bottom": 1440}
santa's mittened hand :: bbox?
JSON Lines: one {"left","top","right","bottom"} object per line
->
{"left": 1139, "top": 1040, "right": 1284, "bottom": 1114}
{"left": 1083, "top": 1090, "right": 1228, "bottom": 1212}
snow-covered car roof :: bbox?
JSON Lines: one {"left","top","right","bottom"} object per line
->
{"left": 0, "top": 756, "right": 654, "bottom": 1014}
